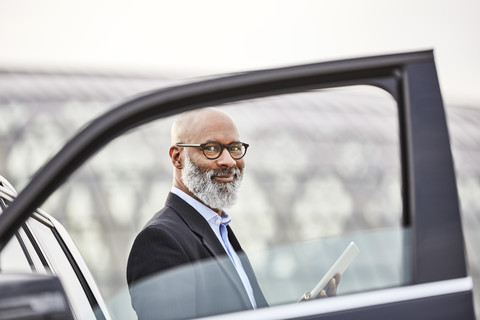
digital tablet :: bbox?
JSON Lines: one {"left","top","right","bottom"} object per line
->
{"left": 309, "top": 241, "right": 359, "bottom": 298}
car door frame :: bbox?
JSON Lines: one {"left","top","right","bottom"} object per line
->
{"left": 0, "top": 50, "right": 474, "bottom": 319}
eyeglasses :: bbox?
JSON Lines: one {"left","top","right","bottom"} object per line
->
{"left": 176, "top": 141, "right": 249, "bottom": 160}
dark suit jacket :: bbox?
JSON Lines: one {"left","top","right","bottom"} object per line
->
{"left": 127, "top": 192, "right": 268, "bottom": 320}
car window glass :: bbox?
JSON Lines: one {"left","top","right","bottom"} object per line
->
{"left": 109, "top": 227, "right": 410, "bottom": 319}
{"left": 223, "top": 86, "right": 402, "bottom": 246}
{"left": 1, "top": 193, "right": 49, "bottom": 274}
{"left": 249, "top": 228, "right": 410, "bottom": 305}
{"left": 27, "top": 218, "right": 97, "bottom": 320}
{"left": 0, "top": 195, "right": 33, "bottom": 273}
{"left": 42, "top": 84, "right": 405, "bottom": 319}
{"left": 17, "top": 226, "right": 49, "bottom": 274}
{"left": 0, "top": 233, "right": 32, "bottom": 273}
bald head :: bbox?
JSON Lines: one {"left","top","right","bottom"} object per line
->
{"left": 171, "top": 108, "right": 240, "bottom": 145}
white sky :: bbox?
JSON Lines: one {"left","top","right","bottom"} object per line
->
{"left": 0, "top": 0, "right": 479, "bottom": 107}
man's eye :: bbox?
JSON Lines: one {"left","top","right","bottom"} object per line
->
{"left": 204, "top": 144, "right": 219, "bottom": 152}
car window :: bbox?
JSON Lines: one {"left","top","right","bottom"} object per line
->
{"left": 250, "top": 228, "right": 410, "bottom": 305}
{"left": 0, "top": 192, "right": 35, "bottom": 273}
{"left": 26, "top": 217, "right": 98, "bottom": 320}
{"left": 39, "top": 84, "right": 405, "bottom": 319}
{"left": 0, "top": 233, "right": 32, "bottom": 273}
{"left": 16, "top": 226, "right": 49, "bottom": 274}
{"left": 223, "top": 85, "right": 402, "bottom": 245}
{"left": 110, "top": 227, "right": 409, "bottom": 319}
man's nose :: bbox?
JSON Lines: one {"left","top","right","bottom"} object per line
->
{"left": 216, "top": 148, "right": 236, "bottom": 167}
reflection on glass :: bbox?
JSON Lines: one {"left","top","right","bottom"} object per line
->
{"left": 107, "top": 228, "right": 410, "bottom": 319}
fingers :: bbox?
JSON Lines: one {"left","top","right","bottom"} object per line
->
{"left": 322, "top": 273, "right": 342, "bottom": 298}
{"left": 319, "top": 289, "right": 327, "bottom": 298}
{"left": 301, "top": 273, "right": 342, "bottom": 302}
{"left": 325, "top": 277, "right": 337, "bottom": 297}
{"left": 298, "top": 291, "right": 312, "bottom": 302}
{"left": 334, "top": 272, "right": 342, "bottom": 286}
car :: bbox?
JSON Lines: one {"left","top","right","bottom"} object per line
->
{"left": 0, "top": 175, "right": 109, "bottom": 319}
{"left": 0, "top": 50, "right": 476, "bottom": 319}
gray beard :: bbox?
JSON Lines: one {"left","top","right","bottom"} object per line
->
{"left": 181, "top": 153, "right": 244, "bottom": 210}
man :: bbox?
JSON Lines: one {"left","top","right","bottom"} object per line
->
{"left": 127, "top": 108, "right": 338, "bottom": 319}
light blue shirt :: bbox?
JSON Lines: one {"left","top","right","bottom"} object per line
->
{"left": 171, "top": 187, "right": 257, "bottom": 309}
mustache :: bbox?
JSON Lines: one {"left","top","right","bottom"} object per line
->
{"left": 208, "top": 167, "right": 242, "bottom": 179}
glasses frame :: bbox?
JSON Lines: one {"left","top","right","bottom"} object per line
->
{"left": 176, "top": 142, "right": 249, "bottom": 160}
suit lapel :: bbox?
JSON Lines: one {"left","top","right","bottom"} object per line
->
{"left": 165, "top": 193, "right": 226, "bottom": 255}
{"left": 165, "top": 193, "right": 254, "bottom": 309}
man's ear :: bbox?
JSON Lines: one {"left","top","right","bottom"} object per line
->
{"left": 169, "top": 146, "right": 183, "bottom": 169}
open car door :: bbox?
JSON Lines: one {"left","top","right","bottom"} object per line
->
{"left": 0, "top": 50, "right": 474, "bottom": 319}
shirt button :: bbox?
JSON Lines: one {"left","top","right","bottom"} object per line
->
{"left": 215, "top": 219, "right": 221, "bottom": 224}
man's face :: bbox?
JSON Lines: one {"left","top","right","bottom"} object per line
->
{"left": 181, "top": 152, "right": 244, "bottom": 210}
{"left": 177, "top": 109, "right": 246, "bottom": 210}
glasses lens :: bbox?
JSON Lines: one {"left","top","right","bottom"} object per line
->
{"left": 228, "top": 143, "right": 245, "bottom": 159}
{"left": 203, "top": 142, "right": 222, "bottom": 158}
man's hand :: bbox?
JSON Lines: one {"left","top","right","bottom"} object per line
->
{"left": 299, "top": 273, "right": 342, "bottom": 301}
{"left": 321, "top": 272, "right": 341, "bottom": 297}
